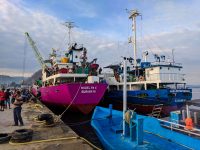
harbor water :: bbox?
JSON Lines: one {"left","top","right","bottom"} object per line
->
{"left": 46, "top": 105, "right": 103, "bottom": 149}
{"left": 192, "top": 87, "right": 200, "bottom": 99}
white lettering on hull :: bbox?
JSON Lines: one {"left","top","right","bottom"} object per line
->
{"left": 81, "top": 86, "right": 97, "bottom": 94}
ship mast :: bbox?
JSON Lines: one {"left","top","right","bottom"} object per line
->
{"left": 129, "top": 10, "right": 141, "bottom": 69}
{"left": 63, "top": 21, "right": 75, "bottom": 46}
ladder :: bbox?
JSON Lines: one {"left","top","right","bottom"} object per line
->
{"left": 151, "top": 104, "right": 163, "bottom": 118}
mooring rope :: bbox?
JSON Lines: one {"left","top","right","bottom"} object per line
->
{"left": 58, "top": 83, "right": 82, "bottom": 119}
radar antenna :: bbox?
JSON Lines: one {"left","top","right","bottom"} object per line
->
{"left": 62, "top": 21, "right": 75, "bottom": 46}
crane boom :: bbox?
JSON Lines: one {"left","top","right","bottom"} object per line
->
{"left": 25, "top": 32, "right": 45, "bottom": 67}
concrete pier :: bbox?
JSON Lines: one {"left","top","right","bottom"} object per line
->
{"left": 0, "top": 102, "right": 95, "bottom": 150}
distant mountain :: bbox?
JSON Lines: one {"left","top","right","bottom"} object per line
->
{"left": 24, "top": 69, "right": 42, "bottom": 85}
{"left": 0, "top": 75, "right": 24, "bottom": 85}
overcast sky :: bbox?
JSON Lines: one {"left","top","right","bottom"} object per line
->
{"left": 0, "top": 0, "right": 200, "bottom": 85}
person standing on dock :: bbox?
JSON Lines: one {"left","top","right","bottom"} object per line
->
{"left": 0, "top": 88, "right": 6, "bottom": 111}
{"left": 5, "top": 89, "right": 11, "bottom": 109}
{"left": 13, "top": 90, "right": 24, "bottom": 126}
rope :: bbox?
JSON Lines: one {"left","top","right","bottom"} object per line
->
{"left": 144, "top": 130, "right": 193, "bottom": 150}
{"left": 58, "top": 83, "right": 82, "bottom": 119}
{"left": 22, "top": 36, "right": 28, "bottom": 82}
{"left": 9, "top": 136, "right": 101, "bottom": 150}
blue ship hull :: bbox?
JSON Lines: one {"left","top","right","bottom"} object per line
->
{"left": 91, "top": 106, "right": 200, "bottom": 150}
{"left": 103, "top": 88, "right": 192, "bottom": 115}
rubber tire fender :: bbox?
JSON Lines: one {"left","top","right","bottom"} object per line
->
{"left": 11, "top": 129, "right": 33, "bottom": 143}
{"left": 0, "top": 133, "right": 11, "bottom": 144}
{"left": 38, "top": 113, "right": 53, "bottom": 121}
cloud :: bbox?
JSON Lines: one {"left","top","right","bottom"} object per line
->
{"left": 0, "top": 0, "right": 199, "bottom": 85}
{"left": 140, "top": 28, "right": 200, "bottom": 84}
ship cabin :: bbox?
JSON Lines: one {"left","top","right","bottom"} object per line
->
{"left": 105, "top": 60, "right": 187, "bottom": 91}
{"left": 42, "top": 43, "right": 101, "bottom": 87}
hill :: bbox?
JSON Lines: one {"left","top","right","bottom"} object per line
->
{"left": 0, "top": 75, "right": 24, "bottom": 85}
{"left": 24, "top": 69, "right": 42, "bottom": 85}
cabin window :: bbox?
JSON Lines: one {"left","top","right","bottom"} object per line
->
{"left": 109, "top": 85, "right": 117, "bottom": 90}
{"left": 160, "top": 67, "right": 162, "bottom": 69}
{"left": 119, "top": 85, "right": 123, "bottom": 90}
{"left": 75, "top": 77, "right": 86, "bottom": 83}
{"left": 168, "top": 67, "right": 170, "bottom": 70}
{"left": 179, "top": 68, "right": 181, "bottom": 71}
{"left": 60, "top": 77, "right": 74, "bottom": 83}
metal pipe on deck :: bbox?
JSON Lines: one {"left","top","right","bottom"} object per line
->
{"left": 123, "top": 60, "right": 127, "bottom": 136}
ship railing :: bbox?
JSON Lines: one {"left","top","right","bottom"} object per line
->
{"left": 157, "top": 118, "right": 200, "bottom": 137}
{"left": 147, "top": 73, "right": 185, "bottom": 82}
{"left": 151, "top": 61, "right": 182, "bottom": 66}
{"left": 103, "top": 73, "right": 114, "bottom": 78}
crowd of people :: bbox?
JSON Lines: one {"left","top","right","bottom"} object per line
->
{"left": 0, "top": 88, "right": 32, "bottom": 126}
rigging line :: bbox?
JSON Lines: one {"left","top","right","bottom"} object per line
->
{"left": 139, "top": 13, "right": 143, "bottom": 54}
{"left": 58, "top": 31, "right": 68, "bottom": 51}
{"left": 143, "top": 33, "right": 171, "bottom": 58}
{"left": 142, "top": 38, "right": 155, "bottom": 56}
{"left": 22, "top": 36, "right": 28, "bottom": 83}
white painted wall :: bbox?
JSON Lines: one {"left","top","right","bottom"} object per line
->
{"left": 145, "top": 66, "right": 184, "bottom": 82}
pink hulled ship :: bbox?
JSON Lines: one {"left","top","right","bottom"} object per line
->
{"left": 25, "top": 26, "right": 107, "bottom": 114}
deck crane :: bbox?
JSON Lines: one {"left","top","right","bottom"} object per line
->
{"left": 25, "top": 32, "right": 45, "bottom": 68}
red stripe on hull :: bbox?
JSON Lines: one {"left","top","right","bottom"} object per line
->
{"left": 101, "top": 100, "right": 180, "bottom": 116}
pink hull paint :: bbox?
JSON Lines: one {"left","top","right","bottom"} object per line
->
{"left": 40, "top": 83, "right": 107, "bottom": 114}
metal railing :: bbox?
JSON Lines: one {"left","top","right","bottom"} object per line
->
{"left": 157, "top": 118, "right": 200, "bottom": 137}
{"left": 146, "top": 73, "right": 185, "bottom": 82}
{"left": 151, "top": 61, "right": 182, "bottom": 67}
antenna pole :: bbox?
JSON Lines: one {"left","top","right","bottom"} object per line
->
{"left": 129, "top": 10, "right": 140, "bottom": 69}
{"left": 172, "top": 49, "right": 175, "bottom": 65}
{"left": 63, "top": 21, "right": 75, "bottom": 46}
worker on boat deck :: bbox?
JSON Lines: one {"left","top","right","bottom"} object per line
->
{"left": 12, "top": 90, "right": 24, "bottom": 126}
{"left": 0, "top": 88, "right": 6, "bottom": 111}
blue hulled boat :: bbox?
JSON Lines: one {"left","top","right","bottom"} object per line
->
{"left": 92, "top": 39, "right": 199, "bottom": 150}
{"left": 103, "top": 10, "right": 192, "bottom": 115}
{"left": 91, "top": 106, "right": 200, "bottom": 150}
